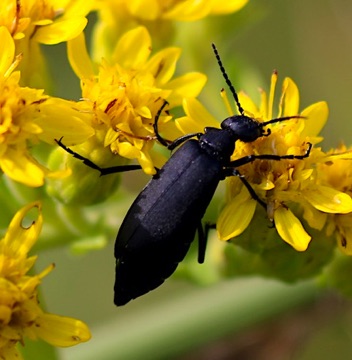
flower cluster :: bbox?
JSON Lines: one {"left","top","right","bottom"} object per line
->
{"left": 215, "top": 73, "right": 352, "bottom": 252}
{"left": 177, "top": 70, "right": 352, "bottom": 280}
{"left": 0, "top": 26, "right": 94, "bottom": 187}
{"left": 92, "top": 0, "right": 249, "bottom": 59}
{"left": 0, "top": 0, "right": 251, "bottom": 356}
{"left": 67, "top": 26, "right": 206, "bottom": 175}
{"left": 2, "top": 0, "right": 352, "bottom": 356}
{"left": 0, "top": 202, "right": 91, "bottom": 359}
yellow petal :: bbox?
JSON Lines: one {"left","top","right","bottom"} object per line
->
{"left": 217, "top": 197, "right": 256, "bottom": 240}
{"left": 33, "top": 18, "right": 88, "bottom": 44}
{"left": 267, "top": 71, "right": 278, "bottom": 119}
{"left": 3, "top": 202, "right": 42, "bottom": 258}
{"left": 145, "top": 47, "right": 180, "bottom": 85}
{"left": 163, "top": 0, "right": 212, "bottom": 20}
{"left": 304, "top": 186, "right": 352, "bottom": 214}
{"left": 301, "top": 101, "right": 329, "bottom": 137}
{"left": 64, "top": 0, "right": 95, "bottom": 18}
{"left": 220, "top": 88, "right": 236, "bottom": 116}
{"left": 104, "top": 127, "right": 119, "bottom": 147}
{"left": 324, "top": 151, "right": 352, "bottom": 160}
{"left": 67, "top": 32, "right": 95, "bottom": 79}
{"left": 166, "top": 72, "right": 207, "bottom": 106}
{"left": 127, "top": 0, "right": 160, "bottom": 20}
{"left": 176, "top": 98, "right": 218, "bottom": 134}
{"left": 257, "top": 178, "right": 275, "bottom": 190}
{"left": 36, "top": 98, "right": 95, "bottom": 145}
{"left": 32, "top": 19, "right": 53, "bottom": 26}
{"left": 0, "top": 26, "right": 15, "bottom": 76}
{"left": 238, "top": 91, "right": 260, "bottom": 117}
{"left": 303, "top": 205, "right": 327, "bottom": 231}
{"left": 274, "top": 206, "right": 311, "bottom": 251}
{"left": 117, "top": 142, "right": 140, "bottom": 159}
{"left": 298, "top": 169, "right": 314, "bottom": 181}
{"left": 1, "top": 149, "right": 45, "bottom": 187}
{"left": 138, "top": 149, "right": 156, "bottom": 175}
{"left": 113, "top": 26, "right": 151, "bottom": 69}
{"left": 35, "top": 313, "right": 91, "bottom": 347}
{"left": 281, "top": 77, "right": 299, "bottom": 116}
{"left": 136, "top": 105, "right": 152, "bottom": 119}
{"left": 211, "top": 0, "right": 249, "bottom": 14}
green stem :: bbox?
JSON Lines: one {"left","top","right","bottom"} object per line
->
{"left": 62, "top": 278, "right": 319, "bottom": 359}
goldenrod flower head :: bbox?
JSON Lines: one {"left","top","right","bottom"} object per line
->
{"left": 178, "top": 72, "right": 352, "bottom": 252}
{"left": 93, "top": 0, "right": 248, "bottom": 60}
{"left": 316, "top": 145, "right": 352, "bottom": 255}
{"left": 0, "top": 26, "right": 94, "bottom": 187}
{"left": 0, "top": 0, "right": 93, "bottom": 85}
{"left": 96, "top": 0, "right": 248, "bottom": 22}
{"left": 67, "top": 26, "right": 206, "bottom": 175}
{"left": 1, "top": 0, "right": 92, "bottom": 42}
{"left": 0, "top": 202, "right": 91, "bottom": 358}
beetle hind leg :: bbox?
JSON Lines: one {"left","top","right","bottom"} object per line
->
{"left": 197, "top": 222, "right": 216, "bottom": 263}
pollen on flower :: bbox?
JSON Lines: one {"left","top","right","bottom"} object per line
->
{"left": 179, "top": 70, "right": 349, "bottom": 253}
{"left": 218, "top": 74, "right": 352, "bottom": 253}
{"left": 0, "top": 0, "right": 92, "bottom": 86}
{"left": 0, "top": 62, "right": 49, "bottom": 186}
{"left": 0, "top": 26, "right": 94, "bottom": 187}
{"left": 0, "top": 202, "right": 91, "bottom": 359}
{"left": 315, "top": 145, "right": 352, "bottom": 254}
{"left": 67, "top": 26, "right": 206, "bottom": 175}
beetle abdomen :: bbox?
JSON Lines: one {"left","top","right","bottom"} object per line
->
{"left": 114, "top": 140, "right": 222, "bottom": 305}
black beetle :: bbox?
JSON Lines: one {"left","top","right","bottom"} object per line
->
{"left": 56, "top": 44, "right": 312, "bottom": 305}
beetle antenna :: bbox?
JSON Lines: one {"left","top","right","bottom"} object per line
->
{"left": 261, "top": 115, "right": 305, "bottom": 127}
{"left": 212, "top": 43, "right": 245, "bottom": 116}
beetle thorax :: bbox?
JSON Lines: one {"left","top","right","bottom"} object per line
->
{"left": 199, "top": 127, "right": 235, "bottom": 163}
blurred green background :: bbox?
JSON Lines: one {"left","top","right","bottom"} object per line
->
{"left": 33, "top": 0, "right": 352, "bottom": 359}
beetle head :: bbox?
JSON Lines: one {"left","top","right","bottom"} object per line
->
{"left": 221, "top": 114, "right": 304, "bottom": 143}
{"left": 221, "top": 115, "right": 264, "bottom": 143}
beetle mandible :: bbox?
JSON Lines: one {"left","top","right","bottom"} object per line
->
{"left": 56, "top": 44, "right": 312, "bottom": 305}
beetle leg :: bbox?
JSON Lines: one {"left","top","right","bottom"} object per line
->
{"left": 154, "top": 100, "right": 202, "bottom": 151}
{"left": 224, "top": 168, "right": 267, "bottom": 209}
{"left": 224, "top": 142, "right": 312, "bottom": 210}
{"left": 55, "top": 138, "right": 142, "bottom": 176}
{"left": 153, "top": 100, "right": 172, "bottom": 147}
{"left": 197, "top": 222, "right": 206, "bottom": 264}
{"left": 197, "top": 222, "right": 216, "bottom": 263}
{"left": 228, "top": 142, "right": 312, "bottom": 168}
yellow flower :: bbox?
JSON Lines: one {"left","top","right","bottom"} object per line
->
{"left": 0, "top": 0, "right": 93, "bottom": 85}
{"left": 0, "top": 202, "right": 91, "bottom": 359}
{"left": 66, "top": 25, "right": 206, "bottom": 175}
{"left": 316, "top": 145, "right": 352, "bottom": 254}
{"left": 92, "top": 0, "right": 248, "bottom": 60}
{"left": 114, "top": 0, "right": 249, "bottom": 21}
{"left": 47, "top": 25, "right": 205, "bottom": 204}
{"left": 177, "top": 72, "right": 352, "bottom": 252}
{"left": 0, "top": 26, "right": 94, "bottom": 187}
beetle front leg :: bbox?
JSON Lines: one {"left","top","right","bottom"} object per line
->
{"left": 228, "top": 142, "right": 312, "bottom": 168}
{"left": 153, "top": 101, "right": 202, "bottom": 150}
